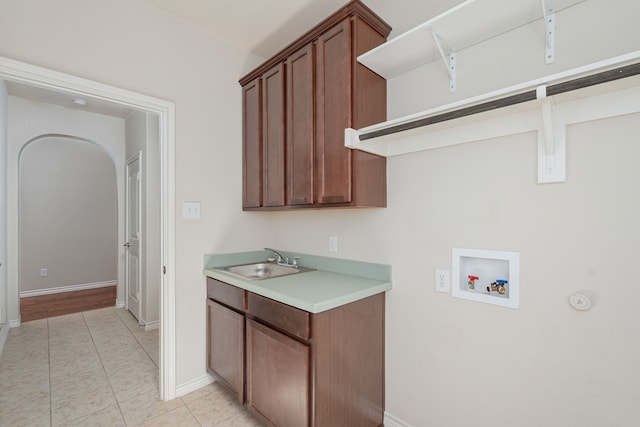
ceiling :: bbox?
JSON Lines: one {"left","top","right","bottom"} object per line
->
{"left": 142, "top": 0, "right": 463, "bottom": 59}
{"left": 5, "top": 0, "right": 463, "bottom": 117}
{"left": 5, "top": 81, "right": 134, "bottom": 118}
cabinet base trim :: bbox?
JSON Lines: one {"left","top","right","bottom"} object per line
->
{"left": 175, "top": 373, "right": 215, "bottom": 398}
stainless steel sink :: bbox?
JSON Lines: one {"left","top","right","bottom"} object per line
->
{"left": 223, "top": 262, "right": 315, "bottom": 280}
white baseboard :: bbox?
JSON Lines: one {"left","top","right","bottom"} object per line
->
{"left": 0, "top": 323, "right": 9, "bottom": 355}
{"left": 175, "top": 374, "right": 215, "bottom": 398}
{"left": 19, "top": 280, "right": 117, "bottom": 298}
{"left": 144, "top": 320, "right": 159, "bottom": 331}
{"left": 385, "top": 411, "right": 414, "bottom": 427}
{"left": 115, "top": 299, "right": 125, "bottom": 308}
{"left": 9, "top": 318, "right": 21, "bottom": 327}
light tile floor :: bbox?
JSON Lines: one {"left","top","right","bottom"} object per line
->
{"left": 0, "top": 307, "right": 263, "bottom": 427}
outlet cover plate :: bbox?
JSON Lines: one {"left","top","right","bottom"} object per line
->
{"left": 435, "top": 269, "right": 450, "bottom": 293}
{"left": 328, "top": 236, "right": 338, "bottom": 253}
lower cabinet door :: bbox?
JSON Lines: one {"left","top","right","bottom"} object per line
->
{"left": 207, "top": 299, "right": 244, "bottom": 402}
{"left": 246, "top": 319, "right": 310, "bottom": 427}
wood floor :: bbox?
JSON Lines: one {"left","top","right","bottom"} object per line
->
{"left": 19, "top": 286, "right": 117, "bottom": 322}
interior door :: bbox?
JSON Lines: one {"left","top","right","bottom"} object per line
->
{"left": 125, "top": 152, "right": 142, "bottom": 322}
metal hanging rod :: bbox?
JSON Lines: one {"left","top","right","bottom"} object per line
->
{"left": 359, "top": 62, "right": 640, "bottom": 141}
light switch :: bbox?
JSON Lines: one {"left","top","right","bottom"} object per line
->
{"left": 183, "top": 201, "right": 201, "bottom": 219}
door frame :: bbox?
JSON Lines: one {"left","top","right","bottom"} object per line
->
{"left": 0, "top": 56, "right": 177, "bottom": 400}
{"left": 125, "top": 151, "right": 143, "bottom": 324}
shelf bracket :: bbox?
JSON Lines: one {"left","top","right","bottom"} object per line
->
{"left": 429, "top": 28, "right": 456, "bottom": 92}
{"left": 541, "top": 0, "right": 555, "bottom": 64}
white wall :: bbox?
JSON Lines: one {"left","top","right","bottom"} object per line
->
{"left": 19, "top": 136, "right": 117, "bottom": 293}
{"left": 7, "top": 97, "right": 125, "bottom": 313}
{"left": 270, "top": 1, "right": 640, "bottom": 426}
{"left": 0, "top": 0, "right": 271, "bottom": 387}
{"left": 125, "top": 110, "right": 161, "bottom": 325}
{"left": 0, "top": 81, "right": 7, "bottom": 325}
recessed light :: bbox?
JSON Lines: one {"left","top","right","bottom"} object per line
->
{"left": 71, "top": 98, "right": 88, "bottom": 107}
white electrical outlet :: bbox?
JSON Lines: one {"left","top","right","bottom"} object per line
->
{"left": 40, "top": 268, "right": 48, "bottom": 278}
{"left": 435, "top": 269, "right": 450, "bottom": 293}
{"left": 329, "top": 236, "right": 338, "bottom": 253}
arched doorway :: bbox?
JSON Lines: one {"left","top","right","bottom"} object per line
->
{"left": 18, "top": 135, "right": 117, "bottom": 317}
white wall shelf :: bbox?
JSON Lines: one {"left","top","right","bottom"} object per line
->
{"left": 345, "top": 51, "right": 640, "bottom": 183}
{"left": 358, "top": 0, "right": 584, "bottom": 81}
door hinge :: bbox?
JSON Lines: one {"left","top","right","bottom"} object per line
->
{"left": 163, "top": 266, "right": 167, "bottom": 274}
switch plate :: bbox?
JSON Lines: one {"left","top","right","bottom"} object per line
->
{"left": 329, "top": 236, "right": 338, "bottom": 253}
{"left": 40, "top": 268, "right": 48, "bottom": 277}
{"left": 435, "top": 269, "right": 450, "bottom": 293}
{"left": 183, "top": 201, "right": 201, "bottom": 219}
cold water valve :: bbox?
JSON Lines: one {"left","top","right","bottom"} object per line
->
{"left": 487, "top": 279, "right": 508, "bottom": 295}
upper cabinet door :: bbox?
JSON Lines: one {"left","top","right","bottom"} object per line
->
{"left": 261, "top": 63, "right": 286, "bottom": 207}
{"left": 242, "top": 78, "right": 262, "bottom": 208}
{"left": 286, "top": 44, "right": 315, "bottom": 206}
{"left": 315, "top": 19, "right": 352, "bottom": 205}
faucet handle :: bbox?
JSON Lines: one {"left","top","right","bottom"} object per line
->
{"left": 293, "top": 256, "right": 301, "bottom": 267}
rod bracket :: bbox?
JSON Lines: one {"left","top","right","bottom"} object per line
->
{"left": 536, "top": 84, "right": 565, "bottom": 183}
{"left": 536, "top": 85, "right": 554, "bottom": 155}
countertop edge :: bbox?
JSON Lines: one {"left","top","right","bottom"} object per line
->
{"left": 204, "top": 267, "right": 391, "bottom": 314}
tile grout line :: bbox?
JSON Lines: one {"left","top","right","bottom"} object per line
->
{"left": 82, "top": 310, "right": 128, "bottom": 426}
{"left": 112, "top": 311, "right": 201, "bottom": 426}
{"left": 118, "top": 312, "right": 159, "bottom": 369}
{"left": 181, "top": 395, "right": 206, "bottom": 427}
{"left": 110, "top": 309, "right": 164, "bottom": 424}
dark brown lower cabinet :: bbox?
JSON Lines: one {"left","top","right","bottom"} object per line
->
{"left": 206, "top": 277, "right": 385, "bottom": 426}
{"left": 246, "top": 319, "right": 310, "bottom": 426}
{"left": 206, "top": 299, "right": 244, "bottom": 403}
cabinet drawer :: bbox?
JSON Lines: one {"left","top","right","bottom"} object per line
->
{"left": 207, "top": 277, "right": 245, "bottom": 311}
{"left": 247, "top": 293, "right": 310, "bottom": 340}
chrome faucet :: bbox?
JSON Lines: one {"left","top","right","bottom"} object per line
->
{"left": 264, "top": 248, "right": 299, "bottom": 268}
{"left": 264, "top": 247, "right": 285, "bottom": 263}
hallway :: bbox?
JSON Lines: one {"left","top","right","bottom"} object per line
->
{"left": 0, "top": 307, "right": 262, "bottom": 426}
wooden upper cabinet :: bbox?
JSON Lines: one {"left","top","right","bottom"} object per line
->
{"left": 239, "top": 0, "right": 391, "bottom": 210}
{"left": 261, "top": 63, "right": 286, "bottom": 207}
{"left": 315, "top": 19, "right": 352, "bottom": 205}
{"left": 286, "top": 44, "right": 315, "bottom": 206}
{"left": 242, "top": 78, "right": 261, "bottom": 208}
